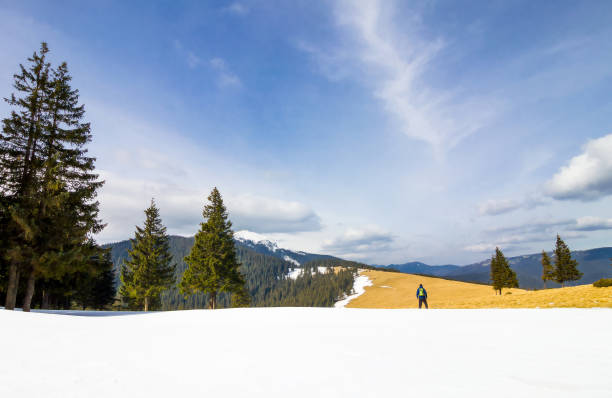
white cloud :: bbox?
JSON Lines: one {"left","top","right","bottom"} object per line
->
{"left": 173, "top": 43, "right": 241, "bottom": 88}
{"left": 304, "top": 0, "right": 503, "bottom": 155}
{"left": 227, "top": 194, "right": 321, "bottom": 233}
{"left": 478, "top": 195, "right": 549, "bottom": 216}
{"left": 546, "top": 133, "right": 612, "bottom": 200}
{"left": 478, "top": 199, "right": 521, "bottom": 216}
{"left": 209, "top": 57, "right": 241, "bottom": 88}
{"left": 97, "top": 172, "right": 322, "bottom": 241}
{"left": 573, "top": 216, "right": 612, "bottom": 231}
{"left": 322, "top": 226, "right": 394, "bottom": 255}
{"left": 223, "top": 2, "right": 249, "bottom": 16}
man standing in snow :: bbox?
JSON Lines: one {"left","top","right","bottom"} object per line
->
{"left": 416, "top": 284, "right": 428, "bottom": 309}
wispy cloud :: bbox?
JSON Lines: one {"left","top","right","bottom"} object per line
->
{"left": 223, "top": 2, "right": 249, "bottom": 16}
{"left": 174, "top": 41, "right": 241, "bottom": 88}
{"left": 546, "top": 133, "right": 612, "bottom": 201}
{"left": 302, "top": 0, "right": 503, "bottom": 156}
{"left": 478, "top": 195, "right": 549, "bottom": 216}
{"left": 209, "top": 57, "right": 242, "bottom": 88}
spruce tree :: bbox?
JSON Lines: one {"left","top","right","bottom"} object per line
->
{"left": 553, "top": 235, "right": 582, "bottom": 287}
{"left": 73, "top": 248, "right": 116, "bottom": 310}
{"left": 120, "top": 200, "right": 175, "bottom": 311}
{"left": 0, "top": 43, "right": 52, "bottom": 309}
{"left": 490, "top": 247, "right": 518, "bottom": 295}
{"left": 1, "top": 43, "right": 104, "bottom": 311}
{"left": 180, "top": 187, "right": 249, "bottom": 309}
{"left": 541, "top": 250, "right": 554, "bottom": 289}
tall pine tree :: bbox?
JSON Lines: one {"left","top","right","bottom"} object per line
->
{"left": 180, "top": 188, "right": 249, "bottom": 309}
{"left": 1, "top": 43, "right": 104, "bottom": 311}
{"left": 120, "top": 200, "right": 175, "bottom": 311}
{"left": 541, "top": 250, "right": 554, "bottom": 289}
{"left": 553, "top": 235, "right": 582, "bottom": 287}
{"left": 490, "top": 247, "right": 519, "bottom": 295}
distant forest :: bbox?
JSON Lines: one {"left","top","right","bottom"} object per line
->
{"left": 106, "top": 236, "right": 361, "bottom": 310}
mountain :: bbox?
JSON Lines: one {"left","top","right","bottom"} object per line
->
{"left": 385, "top": 247, "right": 612, "bottom": 289}
{"left": 102, "top": 235, "right": 354, "bottom": 309}
{"left": 233, "top": 232, "right": 337, "bottom": 266}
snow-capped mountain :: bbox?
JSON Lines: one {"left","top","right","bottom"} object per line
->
{"left": 234, "top": 230, "right": 335, "bottom": 266}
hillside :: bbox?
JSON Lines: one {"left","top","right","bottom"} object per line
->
{"left": 348, "top": 270, "right": 612, "bottom": 308}
{"left": 103, "top": 235, "right": 356, "bottom": 309}
{"left": 386, "top": 247, "right": 612, "bottom": 289}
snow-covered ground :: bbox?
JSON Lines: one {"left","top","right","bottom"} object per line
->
{"left": 334, "top": 271, "right": 373, "bottom": 308}
{"left": 286, "top": 266, "right": 330, "bottom": 280}
{"left": 1, "top": 308, "right": 611, "bottom": 397}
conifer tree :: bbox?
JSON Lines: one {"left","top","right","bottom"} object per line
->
{"left": 490, "top": 247, "right": 518, "bottom": 295}
{"left": 73, "top": 248, "right": 116, "bottom": 310}
{"left": 541, "top": 250, "right": 554, "bottom": 289}
{"left": 120, "top": 200, "right": 175, "bottom": 311}
{"left": 180, "top": 187, "right": 249, "bottom": 309}
{"left": 1, "top": 43, "right": 104, "bottom": 311}
{"left": 553, "top": 235, "right": 582, "bottom": 287}
{"left": 0, "top": 43, "right": 52, "bottom": 309}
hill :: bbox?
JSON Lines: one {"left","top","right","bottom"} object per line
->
{"left": 385, "top": 247, "right": 612, "bottom": 289}
{"left": 102, "top": 235, "right": 356, "bottom": 309}
{"left": 347, "top": 270, "right": 612, "bottom": 308}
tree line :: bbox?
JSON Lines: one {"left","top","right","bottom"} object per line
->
{"left": 490, "top": 234, "right": 582, "bottom": 294}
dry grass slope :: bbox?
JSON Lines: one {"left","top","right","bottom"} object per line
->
{"left": 347, "top": 270, "right": 612, "bottom": 309}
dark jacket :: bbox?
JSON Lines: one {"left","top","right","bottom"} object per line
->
{"left": 416, "top": 285, "right": 427, "bottom": 299}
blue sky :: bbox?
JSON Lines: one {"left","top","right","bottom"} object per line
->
{"left": 2, "top": 0, "right": 612, "bottom": 264}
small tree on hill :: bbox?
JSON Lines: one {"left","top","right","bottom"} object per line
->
{"left": 180, "top": 187, "right": 249, "bottom": 309}
{"left": 553, "top": 235, "right": 582, "bottom": 287}
{"left": 120, "top": 199, "right": 175, "bottom": 311}
{"left": 490, "top": 247, "right": 519, "bottom": 295}
{"left": 541, "top": 251, "right": 555, "bottom": 289}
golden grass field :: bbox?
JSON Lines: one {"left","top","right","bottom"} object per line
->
{"left": 346, "top": 270, "right": 612, "bottom": 309}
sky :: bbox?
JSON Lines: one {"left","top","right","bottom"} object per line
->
{"left": 1, "top": 0, "right": 612, "bottom": 265}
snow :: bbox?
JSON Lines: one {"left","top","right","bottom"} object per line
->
{"left": 287, "top": 268, "right": 303, "bottom": 280}
{"left": 283, "top": 255, "right": 300, "bottom": 266}
{"left": 0, "top": 308, "right": 610, "bottom": 397}
{"left": 234, "top": 230, "right": 269, "bottom": 243}
{"left": 334, "top": 271, "right": 372, "bottom": 308}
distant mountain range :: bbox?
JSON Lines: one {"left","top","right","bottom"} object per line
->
{"left": 104, "top": 233, "right": 612, "bottom": 291}
{"left": 383, "top": 247, "right": 612, "bottom": 289}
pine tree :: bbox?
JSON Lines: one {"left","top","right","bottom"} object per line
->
{"left": 180, "top": 188, "right": 249, "bottom": 309}
{"left": 0, "top": 43, "right": 52, "bottom": 309}
{"left": 490, "top": 247, "right": 518, "bottom": 295}
{"left": 120, "top": 200, "right": 175, "bottom": 311}
{"left": 541, "top": 250, "right": 554, "bottom": 289}
{"left": 1, "top": 43, "right": 104, "bottom": 311}
{"left": 73, "top": 248, "right": 116, "bottom": 310}
{"left": 553, "top": 235, "right": 582, "bottom": 287}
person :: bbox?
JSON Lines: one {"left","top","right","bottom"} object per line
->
{"left": 416, "top": 284, "right": 428, "bottom": 309}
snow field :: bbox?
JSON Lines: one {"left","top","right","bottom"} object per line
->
{"left": 2, "top": 308, "right": 610, "bottom": 398}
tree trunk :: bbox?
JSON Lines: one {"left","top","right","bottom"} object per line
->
{"left": 4, "top": 264, "right": 20, "bottom": 310}
{"left": 144, "top": 296, "right": 149, "bottom": 312}
{"left": 22, "top": 272, "right": 36, "bottom": 312}
{"left": 209, "top": 293, "right": 216, "bottom": 310}
{"left": 41, "top": 289, "right": 49, "bottom": 309}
